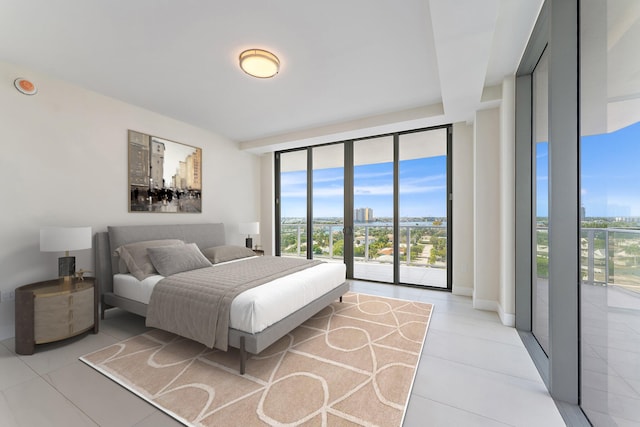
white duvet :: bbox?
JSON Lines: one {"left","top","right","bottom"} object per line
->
{"left": 113, "top": 257, "right": 346, "bottom": 334}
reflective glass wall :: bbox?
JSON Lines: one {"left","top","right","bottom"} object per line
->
{"left": 532, "top": 49, "right": 550, "bottom": 355}
{"left": 580, "top": 1, "right": 640, "bottom": 424}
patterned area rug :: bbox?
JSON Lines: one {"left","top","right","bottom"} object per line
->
{"left": 80, "top": 292, "right": 433, "bottom": 426}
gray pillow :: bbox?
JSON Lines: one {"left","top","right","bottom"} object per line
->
{"left": 147, "top": 243, "right": 213, "bottom": 276}
{"left": 114, "top": 239, "right": 184, "bottom": 280}
{"left": 202, "top": 245, "right": 256, "bottom": 264}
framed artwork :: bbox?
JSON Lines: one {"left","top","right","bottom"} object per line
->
{"left": 128, "top": 130, "right": 202, "bottom": 213}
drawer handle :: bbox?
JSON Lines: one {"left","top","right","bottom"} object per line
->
{"left": 69, "top": 311, "right": 73, "bottom": 321}
{"left": 69, "top": 295, "right": 73, "bottom": 305}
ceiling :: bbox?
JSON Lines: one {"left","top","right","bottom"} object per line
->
{"left": 1, "top": 0, "right": 542, "bottom": 153}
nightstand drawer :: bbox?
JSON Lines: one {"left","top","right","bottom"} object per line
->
{"left": 32, "top": 284, "right": 95, "bottom": 344}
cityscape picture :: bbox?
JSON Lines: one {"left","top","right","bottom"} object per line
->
{"left": 128, "top": 130, "right": 202, "bottom": 213}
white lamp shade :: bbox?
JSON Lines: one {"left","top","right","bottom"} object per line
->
{"left": 40, "top": 227, "right": 92, "bottom": 252}
{"left": 239, "top": 222, "right": 260, "bottom": 235}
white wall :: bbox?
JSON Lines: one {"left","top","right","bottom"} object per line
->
{"left": 473, "top": 107, "right": 501, "bottom": 311}
{"left": 0, "top": 61, "right": 261, "bottom": 339}
{"left": 471, "top": 91, "right": 517, "bottom": 327}
{"left": 452, "top": 122, "right": 475, "bottom": 296}
{"left": 260, "top": 154, "right": 275, "bottom": 255}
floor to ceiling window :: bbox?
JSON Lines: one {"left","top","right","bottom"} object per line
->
{"left": 278, "top": 149, "right": 308, "bottom": 258}
{"left": 276, "top": 126, "right": 451, "bottom": 290}
{"left": 580, "top": 1, "right": 640, "bottom": 424}
{"left": 398, "top": 129, "right": 448, "bottom": 287}
{"left": 353, "top": 136, "right": 395, "bottom": 283}
{"left": 312, "top": 144, "right": 344, "bottom": 264}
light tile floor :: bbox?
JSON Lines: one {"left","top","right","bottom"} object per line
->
{"left": 0, "top": 281, "right": 566, "bottom": 426}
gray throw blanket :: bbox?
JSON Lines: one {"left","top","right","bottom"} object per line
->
{"left": 146, "top": 256, "right": 323, "bottom": 351}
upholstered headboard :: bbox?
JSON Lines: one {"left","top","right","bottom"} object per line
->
{"left": 95, "top": 223, "right": 226, "bottom": 296}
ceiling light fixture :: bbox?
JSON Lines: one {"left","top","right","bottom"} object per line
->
{"left": 239, "top": 49, "right": 280, "bottom": 78}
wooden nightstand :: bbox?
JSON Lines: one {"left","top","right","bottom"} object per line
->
{"left": 15, "top": 277, "right": 98, "bottom": 355}
{"left": 253, "top": 249, "right": 265, "bottom": 256}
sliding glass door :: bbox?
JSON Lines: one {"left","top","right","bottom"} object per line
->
{"left": 353, "top": 136, "right": 395, "bottom": 283}
{"left": 398, "top": 129, "right": 448, "bottom": 287}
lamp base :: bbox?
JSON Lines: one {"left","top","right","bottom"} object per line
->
{"left": 245, "top": 237, "right": 253, "bottom": 249}
{"left": 58, "top": 256, "right": 75, "bottom": 278}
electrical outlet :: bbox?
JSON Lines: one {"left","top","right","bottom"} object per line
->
{"left": 1, "top": 290, "right": 15, "bottom": 302}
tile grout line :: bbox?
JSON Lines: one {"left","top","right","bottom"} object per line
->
{"left": 416, "top": 352, "right": 550, "bottom": 390}
{"left": 41, "top": 367, "right": 101, "bottom": 427}
{"left": 426, "top": 324, "right": 528, "bottom": 349}
{"left": 411, "top": 395, "right": 517, "bottom": 427}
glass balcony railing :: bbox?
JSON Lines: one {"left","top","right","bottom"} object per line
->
{"left": 581, "top": 227, "right": 640, "bottom": 294}
{"left": 280, "top": 223, "right": 447, "bottom": 268}
{"left": 535, "top": 226, "right": 640, "bottom": 293}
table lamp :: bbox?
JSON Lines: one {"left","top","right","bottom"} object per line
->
{"left": 239, "top": 222, "right": 259, "bottom": 249}
{"left": 40, "top": 226, "right": 92, "bottom": 283}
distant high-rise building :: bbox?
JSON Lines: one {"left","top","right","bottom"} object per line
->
{"left": 355, "top": 207, "right": 374, "bottom": 222}
{"left": 150, "top": 139, "right": 165, "bottom": 189}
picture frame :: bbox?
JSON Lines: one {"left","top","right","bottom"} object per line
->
{"left": 128, "top": 130, "right": 202, "bottom": 213}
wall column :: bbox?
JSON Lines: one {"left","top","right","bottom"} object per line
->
{"left": 473, "top": 107, "right": 501, "bottom": 313}
{"left": 499, "top": 76, "right": 516, "bottom": 326}
{"left": 452, "top": 122, "right": 474, "bottom": 296}
{"left": 260, "top": 154, "right": 275, "bottom": 255}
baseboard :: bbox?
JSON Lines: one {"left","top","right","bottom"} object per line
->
{"left": 472, "top": 297, "right": 498, "bottom": 312}
{"left": 497, "top": 302, "right": 515, "bottom": 327}
{"left": 0, "top": 324, "right": 14, "bottom": 341}
{"left": 473, "top": 298, "right": 515, "bottom": 327}
{"left": 452, "top": 286, "right": 473, "bottom": 297}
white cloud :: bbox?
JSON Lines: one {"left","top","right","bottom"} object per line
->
{"left": 354, "top": 171, "right": 393, "bottom": 180}
{"left": 280, "top": 174, "right": 306, "bottom": 187}
{"left": 313, "top": 187, "right": 344, "bottom": 198}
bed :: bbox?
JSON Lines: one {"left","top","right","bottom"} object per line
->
{"left": 95, "top": 223, "right": 348, "bottom": 374}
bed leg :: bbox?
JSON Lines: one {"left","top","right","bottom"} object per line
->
{"left": 339, "top": 296, "right": 342, "bottom": 303}
{"left": 100, "top": 301, "right": 113, "bottom": 320}
{"left": 239, "top": 336, "right": 246, "bottom": 375}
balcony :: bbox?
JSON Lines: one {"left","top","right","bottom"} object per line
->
{"left": 279, "top": 222, "right": 447, "bottom": 288}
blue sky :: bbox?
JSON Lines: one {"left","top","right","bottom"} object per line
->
{"left": 281, "top": 156, "right": 447, "bottom": 218}
{"left": 283, "top": 121, "right": 640, "bottom": 220}
{"left": 581, "top": 121, "right": 640, "bottom": 217}
{"left": 536, "top": 120, "right": 640, "bottom": 218}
